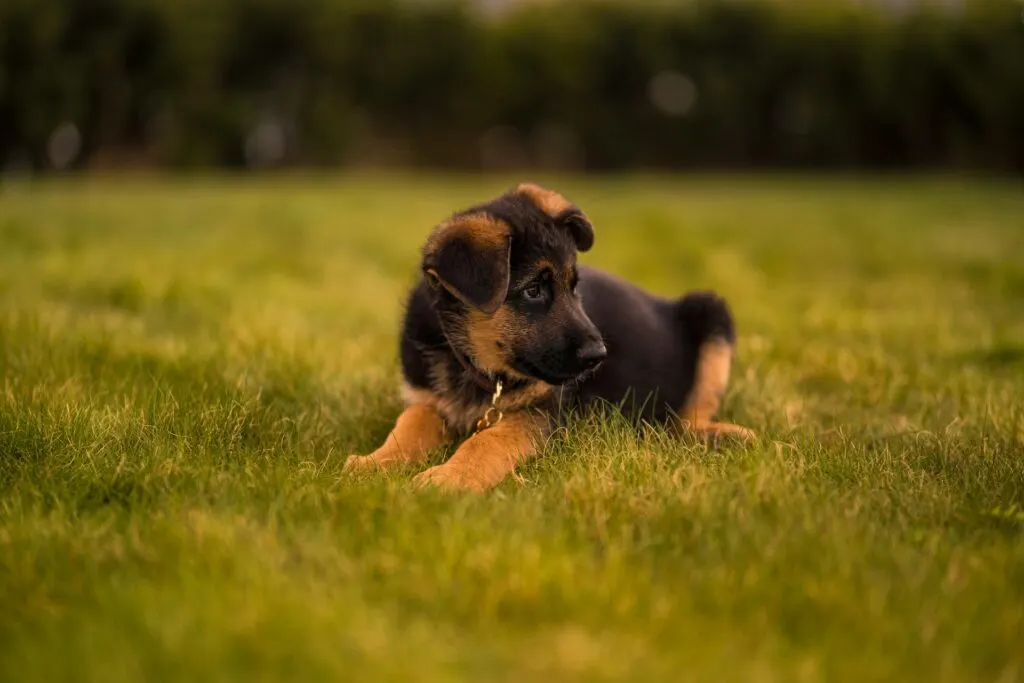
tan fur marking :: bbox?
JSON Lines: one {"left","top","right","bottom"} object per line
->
{"left": 516, "top": 258, "right": 557, "bottom": 286}
{"left": 400, "top": 383, "right": 434, "bottom": 407}
{"left": 516, "top": 183, "right": 574, "bottom": 217}
{"left": 678, "top": 338, "right": 755, "bottom": 441}
{"left": 425, "top": 213, "right": 507, "bottom": 255}
{"left": 680, "top": 338, "right": 731, "bottom": 425}
{"left": 505, "top": 382, "right": 555, "bottom": 410}
{"left": 465, "top": 307, "right": 521, "bottom": 376}
{"left": 343, "top": 402, "right": 449, "bottom": 472}
{"left": 412, "top": 411, "right": 549, "bottom": 492}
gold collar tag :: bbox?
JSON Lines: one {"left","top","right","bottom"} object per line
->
{"left": 475, "top": 380, "right": 504, "bottom": 433}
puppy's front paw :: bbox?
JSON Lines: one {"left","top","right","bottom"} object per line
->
{"left": 342, "top": 454, "right": 384, "bottom": 473}
{"left": 696, "top": 422, "right": 757, "bottom": 444}
{"left": 721, "top": 424, "right": 757, "bottom": 441}
{"left": 412, "top": 464, "right": 485, "bottom": 493}
{"left": 734, "top": 426, "right": 757, "bottom": 441}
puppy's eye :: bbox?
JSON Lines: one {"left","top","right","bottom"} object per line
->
{"left": 522, "top": 284, "right": 545, "bottom": 301}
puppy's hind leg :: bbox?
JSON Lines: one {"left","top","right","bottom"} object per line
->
{"left": 674, "top": 292, "right": 756, "bottom": 443}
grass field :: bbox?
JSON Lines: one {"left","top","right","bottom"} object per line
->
{"left": 1, "top": 174, "right": 1023, "bottom": 682}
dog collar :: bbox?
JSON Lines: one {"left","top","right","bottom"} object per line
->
{"left": 447, "top": 338, "right": 500, "bottom": 392}
{"left": 475, "top": 379, "right": 503, "bottom": 433}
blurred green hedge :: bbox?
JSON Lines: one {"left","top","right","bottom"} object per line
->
{"left": 1, "top": 0, "right": 1022, "bottom": 172}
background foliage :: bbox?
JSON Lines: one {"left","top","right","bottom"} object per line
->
{"left": 1, "top": 0, "right": 1023, "bottom": 171}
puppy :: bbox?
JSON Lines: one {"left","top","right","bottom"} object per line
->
{"left": 344, "top": 183, "right": 754, "bottom": 491}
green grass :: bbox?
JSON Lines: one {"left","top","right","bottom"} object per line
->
{"left": 1, "top": 174, "right": 1023, "bottom": 683}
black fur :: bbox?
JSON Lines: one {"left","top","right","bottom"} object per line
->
{"left": 567, "top": 271, "right": 734, "bottom": 423}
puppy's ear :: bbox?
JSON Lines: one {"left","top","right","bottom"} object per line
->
{"left": 515, "top": 182, "right": 594, "bottom": 252}
{"left": 422, "top": 213, "right": 511, "bottom": 314}
{"left": 558, "top": 209, "right": 594, "bottom": 252}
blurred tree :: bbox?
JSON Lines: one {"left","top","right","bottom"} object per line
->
{"left": 1, "top": 0, "right": 1021, "bottom": 173}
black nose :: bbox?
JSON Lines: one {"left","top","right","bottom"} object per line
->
{"left": 576, "top": 338, "right": 607, "bottom": 368}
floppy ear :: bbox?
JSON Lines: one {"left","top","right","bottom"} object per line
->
{"left": 422, "top": 213, "right": 511, "bottom": 314}
{"left": 557, "top": 208, "right": 594, "bottom": 252}
{"left": 514, "top": 182, "right": 594, "bottom": 252}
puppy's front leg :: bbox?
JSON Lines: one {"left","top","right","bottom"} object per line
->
{"left": 413, "top": 412, "right": 548, "bottom": 493}
{"left": 343, "top": 403, "right": 449, "bottom": 472}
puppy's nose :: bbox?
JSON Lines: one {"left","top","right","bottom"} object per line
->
{"left": 577, "top": 338, "right": 607, "bottom": 368}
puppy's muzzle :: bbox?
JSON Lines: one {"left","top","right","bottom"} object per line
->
{"left": 576, "top": 337, "right": 608, "bottom": 370}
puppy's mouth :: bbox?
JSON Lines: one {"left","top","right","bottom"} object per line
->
{"left": 511, "top": 357, "right": 601, "bottom": 386}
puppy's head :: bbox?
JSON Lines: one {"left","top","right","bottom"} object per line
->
{"left": 422, "top": 183, "right": 605, "bottom": 385}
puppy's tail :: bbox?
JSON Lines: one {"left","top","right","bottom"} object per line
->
{"left": 673, "top": 291, "right": 736, "bottom": 427}
{"left": 674, "top": 290, "right": 736, "bottom": 347}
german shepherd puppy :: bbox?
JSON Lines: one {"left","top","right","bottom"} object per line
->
{"left": 344, "top": 183, "right": 755, "bottom": 491}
